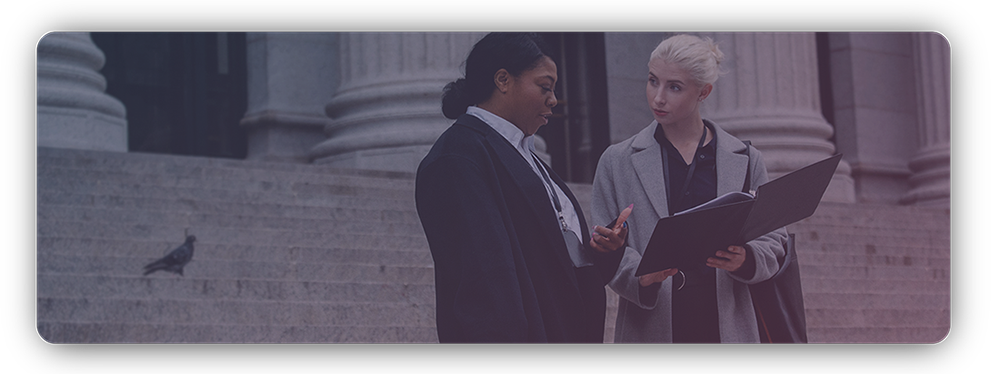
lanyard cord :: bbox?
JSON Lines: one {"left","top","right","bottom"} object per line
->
{"left": 532, "top": 154, "right": 574, "bottom": 232}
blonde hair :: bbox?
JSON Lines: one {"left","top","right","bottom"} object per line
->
{"left": 649, "top": 34, "right": 725, "bottom": 85}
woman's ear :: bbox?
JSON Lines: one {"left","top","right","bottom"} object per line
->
{"left": 698, "top": 83, "right": 713, "bottom": 102}
{"left": 494, "top": 69, "right": 511, "bottom": 94}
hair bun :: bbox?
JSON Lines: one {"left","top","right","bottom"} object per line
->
{"left": 442, "top": 78, "right": 470, "bottom": 120}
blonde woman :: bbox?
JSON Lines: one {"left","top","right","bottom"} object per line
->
{"left": 591, "top": 34, "right": 787, "bottom": 343}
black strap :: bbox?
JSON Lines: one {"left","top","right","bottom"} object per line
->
{"left": 741, "top": 140, "right": 753, "bottom": 194}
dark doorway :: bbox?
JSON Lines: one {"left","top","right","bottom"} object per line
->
{"left": 91, "top": 32, "right": 248, "bottom": 159}
{"left": 815, "top": 32, "right": 836, "bottom": 128}
{"left": 538, "top": 32, "right": 611, "bottom": 184}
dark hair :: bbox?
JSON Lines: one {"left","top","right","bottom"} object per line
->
{"left": 442, "top": 32, "right": 554, "bottom": 119}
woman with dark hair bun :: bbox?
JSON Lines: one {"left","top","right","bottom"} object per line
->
{"left": 416, "top": 32, "right": 632, "bottom": 343}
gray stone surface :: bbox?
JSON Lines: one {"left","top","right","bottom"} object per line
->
{"left": 37, "top": 147, "right": 950, "bottom": 344}
{"left": 37, "top": 146, "right": 434, "bottom": 343}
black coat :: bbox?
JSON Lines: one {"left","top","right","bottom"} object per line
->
{"left": 416, "top": 114, "right": 625, "bottom": 343}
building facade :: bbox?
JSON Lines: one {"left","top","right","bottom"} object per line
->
{"left": 38, "top": 31, "right": 950, "bottom": 207}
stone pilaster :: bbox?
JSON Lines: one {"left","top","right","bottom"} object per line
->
{"left": 901, "top": 33, "right": 950, "bottom": 208}
{"left": 37, "top": 32, "right": 127, "bottom": 152}
{"left": 698, "top": 32, "right": 856, "bottom": 203}
{"left": 309, "top": 32, "right": 485, "bottom": 172}
{"left": 241, "top": 33, "right": 337, "bottom": 163}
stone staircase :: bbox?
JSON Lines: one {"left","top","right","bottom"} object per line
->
{"left": 36, "top": 147, "right": 950, "bottom": 344}
{"left": 36, "top": 146, "right": 436, "bottom": 343}
{"left": 789, "top": 203, "right": 951, "bottom": 343}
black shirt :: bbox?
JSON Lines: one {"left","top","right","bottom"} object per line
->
{"left": 654, "top": 124, "right": 718, "bottom": 215}
{"left": 653, "top": 122, "right": 721, "bottom": 343}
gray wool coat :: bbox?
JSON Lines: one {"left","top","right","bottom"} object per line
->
{"left": 591, "top": 119, "right": 788, "bottom": 343}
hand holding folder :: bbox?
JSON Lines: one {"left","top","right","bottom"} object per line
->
{"left": 634, "top": 153, "right": 843, "bottom": 276}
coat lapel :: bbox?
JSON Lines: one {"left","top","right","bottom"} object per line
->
{"left": 456, "top": 115, "right": 582, "bottom": 290}
{"left": 628, "top": 120, "right": 751, "bottom": 218}
{"left": 630, "top": 122, "right": 671, "bottom": 219}
{"left": 708, "top": 119, "right": 752, "bottom": 195}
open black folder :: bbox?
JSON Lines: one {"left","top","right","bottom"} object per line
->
{"left": 634, "top": 153, "right": 843, "bottom": 276}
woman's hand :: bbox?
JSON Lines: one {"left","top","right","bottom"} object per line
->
{"left": 589, "top": 204, "right": 633, "bottom": 253}
{"left": 638, "top": 268, "right": 678, "bottom": 287}
{"left": 706, "top": 245, "right": 746, "bottom": 272}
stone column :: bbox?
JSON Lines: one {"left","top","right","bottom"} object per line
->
{"left": 240, "top": 33, "right": 337, "bottom": 163}
{"left": 308, "top": 32, "right": 485, "bottom": 172}
{"left": 698, "top": 32, "right": 855, "bottom": 203}
{"left": 901, "top": 33, "right": 950, "bottom": 208}
{"left": 825, "top": 33, "right": 920, "bottom": 204}
{"left": 37, "top": 32, "right": 127, "bottom": 152}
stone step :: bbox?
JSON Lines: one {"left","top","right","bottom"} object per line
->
{"left": 804, "top": 307, "right": 949, "bottom": 329}
{"left": 804, "top": 202, "right": 950, "bottom": 224}
{"left": 800, "top": 277, "right": 949, "bottom": 294}
{"left": 39, "top": 253, "right": 434, "bottom": 283}
{"left": 38, "top": 237, "right": 433, "bottom": 265}
{"left": 38, "top": 161, "right": 415, "bottom": 191}
{"left": 796, "top": 223, "right": 949, "bottom": 237}
{"left": 802, "top": 292, "right": 949, "bottom": 309}
{"left": 792, "top": 215, "right": 950, "bottom": 231}
{"left": 790, "top": 227, "right": 950, "bottom": 245}
{"left": 37, "top": 296, "right": 435, "bottom": 326}
{"left": 795, "top": 242, "right": 950, "bottom": 259}
{"left": 37, "top": 321, "right": 438, "bottom": 343}
{"left": 799, "top": 264, "right": 950, "bottom": 282}
{"left": 37, "top": 273, "right": 435, "bottom": 303}
{"left": 797, "top": 250, "right": 951, "bottom": 274}
{"left": 792, "top": 221, "right": 950, "bottom": 236}
{"left": 37, "top": 205, "right": 425, "bottom": 235}
{"left": 792, "top": 233, "right": 950, "bottom": 250}
{"left": 37, "top": 221, "right": 430, "bottom": 250}
{"left": 805, "top": 326, "right": 949, "bottom": 344}
{"left": 38, "top": 192, "right": 419, "bottom": 223}
{"left": 38, "top": 189, "right": 418, "bottom": 213}
{"left": 37, "top": 167, "right": 416, "bottom": 201}
{"left": 36, "top": 181, "right": 414, "bottom": 209}
{"left": 38, "top": 146, "right": 417, "bottom": 181}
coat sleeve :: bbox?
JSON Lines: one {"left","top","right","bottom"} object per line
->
{"left": 726, "top": 146, "right": 788, "bottom": 285}
{"left": 591, "top": 148, "right": 662, "bottom": 310}
{"left": 415, "top": 154, "right": 540, "bottom": 342}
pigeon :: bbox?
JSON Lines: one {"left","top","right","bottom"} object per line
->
{"left": 143, "top": 235, "right": 196, "bottom": 276}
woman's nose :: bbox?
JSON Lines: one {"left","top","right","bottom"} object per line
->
{"left": 654, "top": 89, "right": 667, "bottom": 105}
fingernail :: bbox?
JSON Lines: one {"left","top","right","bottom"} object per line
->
{"left": 628, "top": 204, "right": 634, "bottom": 210}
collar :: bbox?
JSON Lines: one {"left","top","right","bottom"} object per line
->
{"left": 634, "top": 118, "right": 747, "bottom": 156}
{"left": 466, "top": 106, "right": 535, "bottom": 155}
{"left": 653, "top": 121, "right": 718, "bottom": 157}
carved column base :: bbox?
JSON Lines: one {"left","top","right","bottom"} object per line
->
{"left": 713, "top": 110, "right": 856, "bottom": 203}
{"left": 37, "top": 32, "right": 127, "bottom": 152}
{"left": 242, "top": 111, "right": 329, "bottom": 163}
{"left": 309, "top": 80, "right": 450, "bottom": 172}
{"left": 900, "top": 142, "right": 950, "bottom": 208}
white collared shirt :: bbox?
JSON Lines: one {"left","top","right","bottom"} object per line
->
{"left": 466, "top": 106, "right": 584, "bottom": 245}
